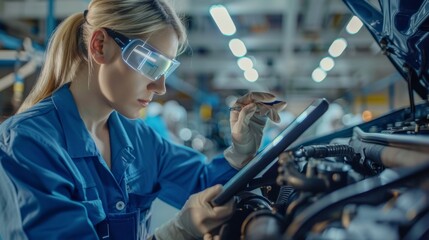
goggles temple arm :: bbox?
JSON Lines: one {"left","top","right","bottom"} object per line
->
{"left": 104, "top": 28, "right": 130, "bottom": 49}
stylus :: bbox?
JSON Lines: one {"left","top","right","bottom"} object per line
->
{"left": 229, "top": 100, "right": 283, "bottom": 112}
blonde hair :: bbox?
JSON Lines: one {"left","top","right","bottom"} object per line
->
{"left": 18, "top": 0, "right": 187, "bottom": 113}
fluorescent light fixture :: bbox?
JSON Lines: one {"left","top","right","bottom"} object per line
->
{"left": 346, "top": 16, "right": 363, "bottom": 35}
{"left": 320, "top": 57, "right": 335, "bottom": 71}
{"left": 312, "top": 68, "right": 326, "bottom": 82}
{"left": 244, "top": 68, "right": 259, "bottom": 82}
{"left": 209, "top": 5, "right": 236, "bottom": 36}
{"left": 237, "top": 57, "right": 253, "bottom": 71}
{"left": 229, "top": 38, "right": 247, "bottom": 57}
{"left": 328, "top": 38, "right": 347, "bottom": 57}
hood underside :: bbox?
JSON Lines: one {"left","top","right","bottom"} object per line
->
{"left": 343, "top": 0, "right": 429, "bottom": 100}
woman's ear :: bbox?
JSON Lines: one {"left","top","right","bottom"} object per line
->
{"left": 89, "top": 29, "right": 108, "bottom": 64}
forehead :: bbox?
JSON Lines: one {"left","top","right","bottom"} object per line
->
{"left": 141, "top": 27, "right": 179, "bottom": 59}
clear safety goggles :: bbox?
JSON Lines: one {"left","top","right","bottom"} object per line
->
{"left": 105, "top": 28, "right": 180, "bottom": 81}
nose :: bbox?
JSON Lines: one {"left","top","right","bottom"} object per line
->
{"left": 148, "top": 75, "right": 167, "bottom": 95}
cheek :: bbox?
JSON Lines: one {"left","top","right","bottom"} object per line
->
{"left": 99, "top": 60, "right": 142, "bottom": 100}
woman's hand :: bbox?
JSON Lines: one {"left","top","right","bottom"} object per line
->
{"left": 224, "top": 92, "right": 287, "bottom": 169}
{"left": 154, "top": 185, "right": 235, "bottom": 240}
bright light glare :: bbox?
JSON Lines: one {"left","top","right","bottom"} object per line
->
{"left": 312, "top": 68, "right": 326, "bottom": 82}
{"left": 320, "top": 57, "right": 335, "bottom": 71}
{"left": 209, "top": 5, "right": 236, "bottom": 36}
{"left": 192, "top": 137, "right": 205, "bottom": 151}
{"left": 362, "top": 110, "right": 373, "bottom": 122}
{"left": 237, "top": 57, "right": 253, "bottom": 71}
{"left": 328, "top": 38, "right": 347, "bottom": 57}
{"left": 346, "top": 16, "right": 363, "bottom": 34}
{"left": 244, "top": 68, "right": 259, "bottom": 82}
{"left": 179, "top": 128, "right": 192, "bottom": 141}
{"left": 229, "top": 38, "right": 247, "bottom": 57}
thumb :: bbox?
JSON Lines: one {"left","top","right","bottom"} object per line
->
{"left": 235, "top": 104, "right": 257, "bottom": 128}
{"left": 200, "top": 185, "right": 223, "bottom": 202}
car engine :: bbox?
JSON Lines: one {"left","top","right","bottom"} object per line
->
{"left": 214, "top": 103, "right": 429, "bottom": 240}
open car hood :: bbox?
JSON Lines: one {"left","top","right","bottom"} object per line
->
{"left": 343, "top": 0, "right": 429, "bottom": 100}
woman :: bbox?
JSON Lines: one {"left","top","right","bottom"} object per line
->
{"left": 0, "top": 0, "right": 286, "bottom": 239}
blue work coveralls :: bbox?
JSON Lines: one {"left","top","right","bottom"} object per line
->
{"left": 0, "top": 83, "right": 237, "bottom": 239}
{"left": 0, "top": 164, "right": 27, "bottom": 240}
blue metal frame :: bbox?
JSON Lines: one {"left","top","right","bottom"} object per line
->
{"left": 0, "top": 30, "right": 22, "bottom": 50}
{"left": 46, "top": 0, "right": 55, "bottom": 46}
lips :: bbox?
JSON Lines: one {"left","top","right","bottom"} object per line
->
{"left": 137, "top": 99, "right": 150, "bottom": 107}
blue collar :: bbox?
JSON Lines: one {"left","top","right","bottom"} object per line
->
{"left": 51, "top": 83, "right": 134, "bottom": 158}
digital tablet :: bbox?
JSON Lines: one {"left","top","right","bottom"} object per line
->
{"left": 212, "top": 98, "right": 329, "bottom": 206}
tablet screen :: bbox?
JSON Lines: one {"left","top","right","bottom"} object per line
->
{"left": 212, "top": 98, "right": 329, "bottom": 206}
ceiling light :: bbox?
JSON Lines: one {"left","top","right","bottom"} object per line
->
{"left": 209, "top": 5, "right": 236, "bottom": 36}
{"left": 179, "top": 128, "right": 192, "bottom": 141}
{"left": 312, "top": 68, "right": 326, "bottom": 82}
{"left": 346, "top": 16, "right": 363, "bottom": 35}
{"left": 229, "top": 38, "right": 247, "bottom": 57}
{"left": 244, "top": 68, "right": 259, "bottom": 82}
{"left": 237, "top": 57, "right": 253, "bottom": 71}
{"left": 328, "top": 38, "right": 347, "bottom": 58}
{"left": 320, "top": 57, "right": 335, "bottom": 71}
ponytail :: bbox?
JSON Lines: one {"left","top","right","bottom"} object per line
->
{"left": 18, "top": 13, "right": 87, "bottom": 113}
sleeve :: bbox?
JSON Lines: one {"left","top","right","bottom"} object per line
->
{"left": 0, "top": 164, "right": 28, "bottom": 240}
{"left": 154, "top": 134, "right": 238, "bottom": 209}
{"left": 0, "top": 128, "right": 99, "bottom": 240}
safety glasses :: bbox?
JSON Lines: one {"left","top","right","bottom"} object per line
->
{"left": 104, "top": 28, "right": 180, "bottom": 81}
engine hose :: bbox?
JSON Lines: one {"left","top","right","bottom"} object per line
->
{"left": 295, "top": 144, "right": 355, "bottom": 160}
{"left": 382, "top": 146, "right": 429, "bottom": 168}
{"left": 284, "top": 162, "right": 328, "bottom": 192}
{"left": 350, "top": 138, "right": 429, "bottom": 168}
{"left": 276, "top": 185, "right": 294, "bottom": 205}
{"left": 349, "top": 139, "right": 384, "bottom": 165}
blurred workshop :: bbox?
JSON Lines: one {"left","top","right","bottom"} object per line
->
{"left": 0, "top": 0, "right": 428, "bottom": 239}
